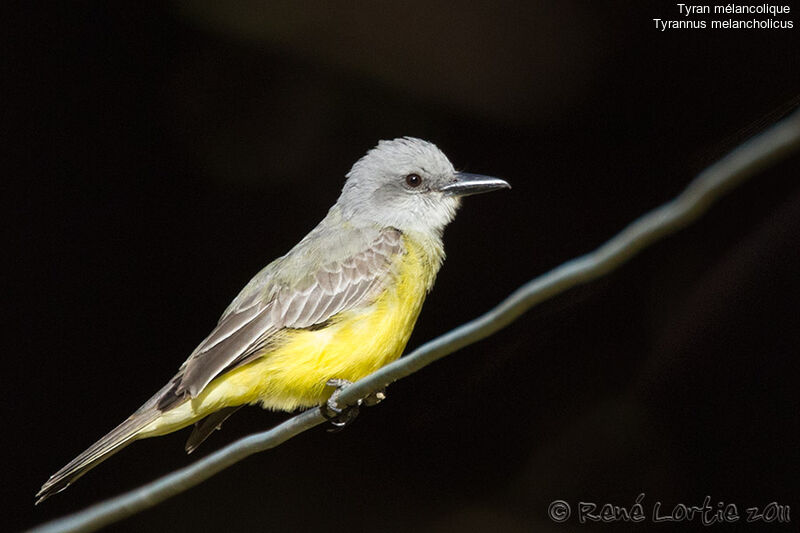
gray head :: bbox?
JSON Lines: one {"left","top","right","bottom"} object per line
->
{"left": 337, "top": 137, "right": 509, "bottom": 236}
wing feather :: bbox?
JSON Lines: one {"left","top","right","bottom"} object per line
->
{"left": 172, "top": 227, "right": 404, "bottom": 399}
{"left": 186, "top": 302, "right": 264, "bottom": 358}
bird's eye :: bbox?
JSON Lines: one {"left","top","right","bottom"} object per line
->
{"left": 405, "top": 173, "right": 422, "bottom": 188}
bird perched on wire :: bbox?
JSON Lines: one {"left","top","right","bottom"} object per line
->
{"left": 37, "top": 137, "right": 509, "bottom": 503}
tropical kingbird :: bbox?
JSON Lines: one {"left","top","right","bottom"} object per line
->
{"left": 37, "top": 137, "right": 509, "bottom": 503}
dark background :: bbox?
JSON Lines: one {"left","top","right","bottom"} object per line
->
{"left": 7, "top": 1, "right": 799, "bottom": 531}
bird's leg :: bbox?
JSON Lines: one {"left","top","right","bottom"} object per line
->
{"left": 321, "top": 379, "right": 361, "bottom": 432}
{"left": 321, "top": 379, "right": 389, "bottom": 431}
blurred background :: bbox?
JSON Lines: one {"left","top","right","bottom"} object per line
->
{"left": 6, "top": 1, "right": 799, "bottom": 531}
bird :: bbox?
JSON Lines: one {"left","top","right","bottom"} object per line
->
{"left": 36, "top": 137, "right": 510, "bottom": 504}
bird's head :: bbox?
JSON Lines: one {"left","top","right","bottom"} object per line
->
{"left": 337, "top": 137, "right": 509, "bottom": 236}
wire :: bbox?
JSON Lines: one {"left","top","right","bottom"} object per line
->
{"left": 30, "top": 108, "right": 800, "bottom": 533}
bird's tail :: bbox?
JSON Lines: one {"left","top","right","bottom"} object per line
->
{"left": 35, "top": 409, "right": 161, "bottom": 504}
{"left": 36, "top": 379, "right": 186, "bottom": 504}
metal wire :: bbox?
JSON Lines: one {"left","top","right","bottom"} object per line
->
{"left": 30, "top": 108, "right": 800, "bottom": 533}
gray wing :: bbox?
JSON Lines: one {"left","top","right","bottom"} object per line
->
{"left": 173, "top": 226, "right": 404, "bottom": 398}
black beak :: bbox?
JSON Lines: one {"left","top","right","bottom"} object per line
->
{"left": 439, "top": 172, "right": 511, "bottom": 197}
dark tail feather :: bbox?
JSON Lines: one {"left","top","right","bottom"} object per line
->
{"left": 35, "top": 379, "right": 185, "bottom": 504}
{"left": 184, "top": 406, "right": 241, "bottom": 454}
{"left": 35, "top": 411, "right": 160, "bottom": 504}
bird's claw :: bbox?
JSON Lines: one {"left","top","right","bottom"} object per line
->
{"left": 321, "top": 379, "right": 360, "bottom": 432}
{"left": 320, "top": 379, "right": 387, "bottom": 432}
{"left": 363, "top": 388, "right": 386, "bottom": 407}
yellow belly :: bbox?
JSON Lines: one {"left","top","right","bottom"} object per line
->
{"left": 201, "top": 273, "right": 426, "bottom": 412}
{"left": 141, "top": 234, "right": 437, "bottom": 437}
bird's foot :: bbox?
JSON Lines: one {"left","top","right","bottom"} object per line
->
{"left": 321, "top": 379, "right": 388, "bottom": 432}
{"left": 363, "top": 387, "right": 387, "bottom": 407}
{"left": 321, "top": 379, "right": 360, "bottom": 432}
